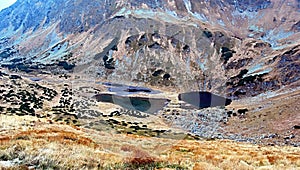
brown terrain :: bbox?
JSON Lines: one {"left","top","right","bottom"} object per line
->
{"left": 0, "top": 0, "right": 300, "bottom": 169}
{"left": 0, "top": 114, "right": 299, "bottom": 169}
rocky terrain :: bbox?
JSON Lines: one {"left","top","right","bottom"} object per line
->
{"left": 0, "top": 0, "right": 299, "bottom": 169}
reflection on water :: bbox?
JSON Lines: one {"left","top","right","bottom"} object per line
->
{"left": 94, "top": 83, "right": 231, "bottom": 113}
{"left": 94, "top": 93, "right": 170, "bottom": 114}
{"left": 96, "top": 82, "right": 161, "bottom": 95}
{"left": 178, "top": 91, "right": 232, "bottom": 109}
{"left": 29, "top": 77, "right": 42, "bottom": 81}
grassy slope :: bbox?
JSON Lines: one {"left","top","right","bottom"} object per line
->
{"left": 0, "top": 115, "right": 299, "bottom": 169}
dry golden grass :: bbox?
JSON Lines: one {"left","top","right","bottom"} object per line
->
{"left": 0, "top": 115, "right": 299, "bottom": 169}
{"left": 167, "top": 140, "right": 300, "bottom": 170}
{"left": 225, "top": 89, "right": 300, "bottom": 146}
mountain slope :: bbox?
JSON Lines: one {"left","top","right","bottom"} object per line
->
{"left": 0, "top": 1, "right": 299, "bottom": 168}
{"left": 0, "top": 0, "right": 299, "bottom": 95}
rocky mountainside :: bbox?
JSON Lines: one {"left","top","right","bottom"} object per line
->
{"left": 1, "top": 0, "right": 299, "bottom": 96}
{"left": 0, "top": 0, "right": 299, "bottom": 161}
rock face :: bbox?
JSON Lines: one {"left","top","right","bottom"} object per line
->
{"left": 0, "top": 0, "right": 299, "bottom": 98}
{"left": 0, "top": 0, "right": 115, "bottom": 33}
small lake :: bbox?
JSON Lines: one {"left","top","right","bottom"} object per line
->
{"left": 94, "top": 93, "right": 170, "bottom": 114}
{"left": 178, "top": 91, "right": 232, "bottom": 109}
{"left": 96, "top": 82, "right": 161, "bottom": 95}
{"left": 29, "top": 77, "right": 42, "bottom": 81}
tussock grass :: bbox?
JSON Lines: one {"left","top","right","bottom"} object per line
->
{"left": 0, "top": 115, "right": 299, "bottom": 169}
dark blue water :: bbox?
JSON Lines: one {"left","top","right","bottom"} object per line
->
{"left": 94, "top": 93, "right": 170, "bottom": 114}
{"left": 96, "top": 82, "right": 161, "bottom": 95}
{"left": 178, "top": 91, "right": 232, "bottom": 109}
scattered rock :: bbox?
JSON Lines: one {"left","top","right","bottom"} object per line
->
{"left": 152, "top": 69, "right": 164, "bottom": 76}
{"left": 9, "top": 75, "right": 21, "bottom": 79}
{"left": 293, "top": 125, "right": 300, "bottom": 129}
{"left": 237, "top": 108, "right": 249, "bottom": 114}
{"left": 203, "top": 29, "right": 213, "bottom": 38}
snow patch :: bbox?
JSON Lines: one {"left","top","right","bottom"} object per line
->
{"left": 113, "top": 7, "right": 198, "bottom": 27}
{"left": 33, "top": 41, "right": 69, "bottom": 64}
{"left": 259, "top": 29, "right": 294, "bottom": 50}
{"left": 183, "top": 0, "right": 208, "bottom": 22}
{"left": 244, "top": 63, "right": 272, "bottom": 77}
